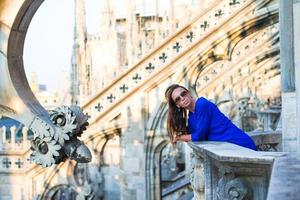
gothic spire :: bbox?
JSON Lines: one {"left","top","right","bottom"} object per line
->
{"left": 71, "top": 0, "right": 88, "bottom": 105}
{"left": 74, "top": 0, "right": 87, "bottom": 43}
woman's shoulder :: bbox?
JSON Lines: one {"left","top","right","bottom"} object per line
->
{"left": 195, "top": 97, "right": 210, "bottom": 111}
{"left": 196, "top": 97, "right": 217, "bottom": 111}
{"left": 196, "top": 97, "right": 212, "bottom": 106}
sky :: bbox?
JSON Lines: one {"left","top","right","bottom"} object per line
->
{"left": 24, "top": 0, "right": 102, "bottom": 93}
{"left": 23, "top": 0, "right": 190, "bottom": 93}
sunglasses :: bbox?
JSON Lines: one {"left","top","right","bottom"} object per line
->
{"left": 174, "top": 90, "right": 188, "bottom": 103}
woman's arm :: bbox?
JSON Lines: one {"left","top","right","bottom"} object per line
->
{"left": 174, "top": 134, "right": 192, "bottom": 142}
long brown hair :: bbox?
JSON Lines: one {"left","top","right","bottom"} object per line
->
{"left": 165, "top": 84, "right": 189, "bottom": 143}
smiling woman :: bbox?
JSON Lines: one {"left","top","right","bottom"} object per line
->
{"left": 165, "top": 84, "right": 257, "bottom": 150}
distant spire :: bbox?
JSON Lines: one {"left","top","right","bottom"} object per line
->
{"left": 74, "top": 0, "right": 87, "bottom": 42}
{"left": 126, "top": 0, "right": 137, "bottom": 66}
{"left": 71, "top": 0, "right": 88, "bottom": 105}
{"left": 100, "top": 0, "right": 115, "bottom": 39}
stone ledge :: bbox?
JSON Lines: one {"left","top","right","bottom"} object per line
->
{"left": 188, "top": 141, "right": 284, "bottom": 164}
{"left": 189, "top": 141, "right": 300, "bottom": 200}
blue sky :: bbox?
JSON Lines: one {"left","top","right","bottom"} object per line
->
{"left": 24, "top": 0, "right": 102, "bottom": 92}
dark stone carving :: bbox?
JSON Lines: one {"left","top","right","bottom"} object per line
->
{"left": 257, "top": 143, "right": 279, "bottom": 151}
{"left": 200, "top": 21, "right": 209, "bottom": 31}
{"left": 186, "top": 31, "right": 194, "bottom": 42}
{"left": 229, "top": 0, "right": 240, "bottom": 6}
{"left": 15, "top": 158, "right": 23, "bottom": 168}
{"left": 132, "top": 73, "right": 142, "bottom": 83}
{"left": 95, "top": 103, "right": 103, "bottom": 112}
{"left": 30, "top": 106, "right": 92, "bottom": 167}
{"left": 145, "top": 63, "right": 155, "bottom": 72}
{"left": 215, "top": 10, "right": 224, "bottom": 17}
{"left": 2, "top": 157, "right": 11, "bottom": 168}
{"left": 159, "top": 52, "right": 168, "bottom": 63}
{"left": 217, "top": 174, "right": 252, "bottom": 200}
{"left": 85, "top": 113, "right": 91, "bottom": 119}
{"left": 107, "top": 94, "right": 116, "bottom": 103}
{"left": 120, "top": 84, "right": 129, "bottom": 93}
{"left": 173, "top": 42, "right": 181, "bottom": 53}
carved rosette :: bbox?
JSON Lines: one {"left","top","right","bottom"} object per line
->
{"left": 29, "top": 106, "right": 91, "bottom": 167}
{"left": 30, "top": 137, "right": 61, "bottom": 167}
{"left": 49, "top": 106, "right": 76, "bottom": 143}
{"left": 217, "top": 174, "right": 252, "bottom": 200}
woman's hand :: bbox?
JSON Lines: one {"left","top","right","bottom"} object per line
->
{"left": 174, "top": 134, "right": 191, "bottom": 142}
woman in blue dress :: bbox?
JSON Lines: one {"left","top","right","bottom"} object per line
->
{"left": 165, "top": 84, "right": 257, "bottom": 150}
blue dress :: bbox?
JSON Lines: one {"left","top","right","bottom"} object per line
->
{"left": 188, "top": 97, "right": 257, "bottom": 150}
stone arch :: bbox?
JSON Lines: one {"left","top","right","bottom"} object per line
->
{"left": 90, "top": 129, "right": 122, "bottom": 167}
{"left": 146, "top": 138, "right": 169, "bottom": 200}
{"left": 186, "top": 9, "right": 279, "bottom": 89}
{"left": 145, "top": 97, "right": 169, "bottom": 200}
{"left": 88, "top": 127, "right": 122, "bottom": 166}
{"left": 7, "top": 0, "right": 47, "bottom": 117}
{"left": 95, "top": 129, "right": 121, "bottom": 199}
{"left": 145, "top": 91, "right": 190, "bottom": 200}
{"left": 39, "top": 162, "right": 73, "bottom": 199}
{"left": 146, "top": 110, "right": 188, "bottom": 200}
{"left": 41, "top": 184, "right": 78, "bottom": 200}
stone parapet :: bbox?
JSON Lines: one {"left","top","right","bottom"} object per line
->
{"left": 0, "top": 126, "right": 31, "bottom": 152}
{"left": 250, "top": 131, "right": 282, "bottom": 151}
{"left": 188, "top": 142, "right": 284, "bottom": 200}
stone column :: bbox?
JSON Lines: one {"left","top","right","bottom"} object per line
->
{"left": 280, "top": 0, "right": 295, "bottom": 92}
{"left": 0, "top": 126, "right": 4, "bottom": 150}
{"left": 279, "top": 0, "right": 300, "bottom": 152}
{"left": 293, "top": 0, "right": 300, "bottom": 150}
{"left": 22, "top": 127, "right": 28, "bottom": 146}
{"left": 190, "top": 153, "right": 205, "bottom": 200}
{"left": 10, "top": 126, "right": 16, "bottom": 145}
{"left": 2, "top": 126, "right": 6, "bottom": 144}
{"left": 120, "top": 93, "right": 146, "bottom": 200}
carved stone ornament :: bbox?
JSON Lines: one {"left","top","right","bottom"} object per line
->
{"left": 29, "top": 106, "right": 91, "bottom": 167}
{"left": 189, "top": 153, "right": 205, "bottom": 199}
{"left": 217, "top": 172, "right": 252, "bottom": 200}
{"left": 257, "top": 143, "right": 279, "bottom": 151}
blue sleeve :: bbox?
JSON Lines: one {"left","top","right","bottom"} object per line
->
{"left": 191, "top": 101, "right": 211, "bottom": 141}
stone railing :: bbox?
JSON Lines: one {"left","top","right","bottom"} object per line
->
{"left": 0, "top": 126, "right": 31, "bottom": 151}
{"left": 82, "top": 0, "right": 264, "bottom": 124}
{"left": 250, "top": 131, "right": 282, "bottom": 152}
{"left": 188, "top": 142, "right": 284, "bottom": 200}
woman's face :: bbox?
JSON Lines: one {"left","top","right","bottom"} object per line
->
{"left": 171, "top": 87, "right": 193, "bottom": 109}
